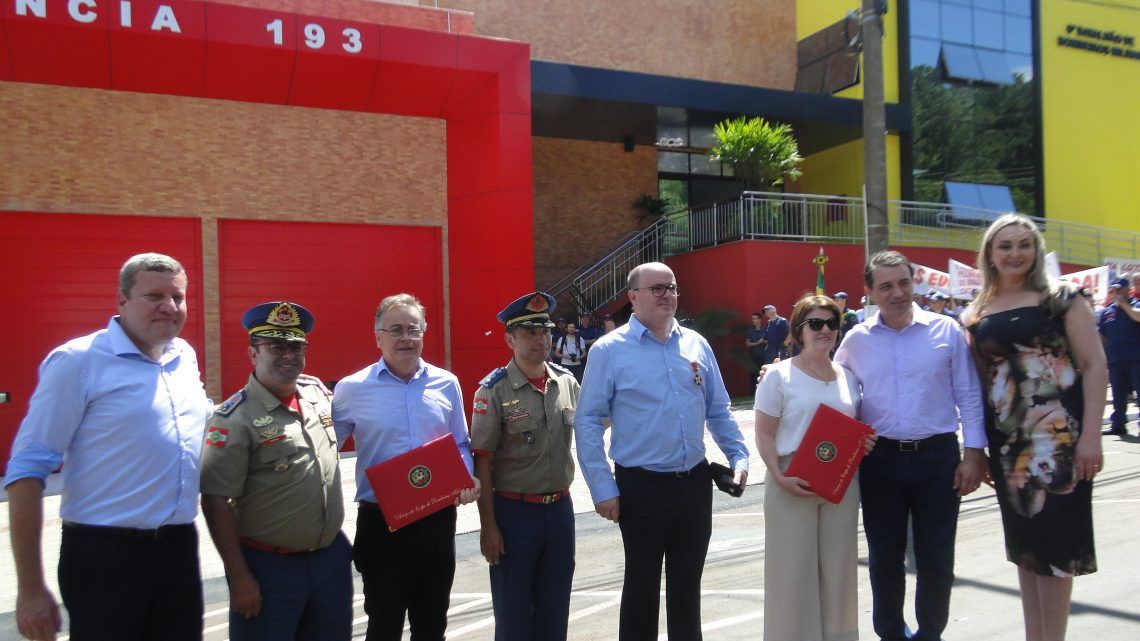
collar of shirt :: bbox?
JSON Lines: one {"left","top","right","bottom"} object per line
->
{"left": 868, "top": 302, "right": 933, "bottom": 333}
{"left": 108, "top": 316, "right": 181, "bottom": 364}
{"left": 627, "top": 313, "right": 679, "bottom": 343}
{"left": 375, "top": 356, "right": 427, "bottom": 380}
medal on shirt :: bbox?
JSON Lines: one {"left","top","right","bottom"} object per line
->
{"left": 318, "top": 412, "right": 333, "bottom": 428}
{"left": 691, "top": 361, "right": 703, "bottom": 387}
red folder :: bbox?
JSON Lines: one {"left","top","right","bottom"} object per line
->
{"left": 364, "top": 434, "right": 474, "bottom": 531}
{"left": 784, "top": 404, "right": 876, "bottom": 505}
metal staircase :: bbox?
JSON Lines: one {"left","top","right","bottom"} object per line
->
{"left": 547, "top": 190, "right": 1140, "bottom": 315}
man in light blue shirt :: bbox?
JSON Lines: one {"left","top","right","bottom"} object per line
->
{"left": 834, "top": 250, "right": 985, "bottom": 641}
{"left": 575, "top": 262, "right": 750, "bottom": 641}
{"left": 332, "top": 293, "right": 479, "bottom": 641}
{"left": 6, "top": 253, "right": 212, "bottom": 641}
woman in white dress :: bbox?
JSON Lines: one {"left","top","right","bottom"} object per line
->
{"left": 754, "top": 294, "right": 873, "bottom": 641}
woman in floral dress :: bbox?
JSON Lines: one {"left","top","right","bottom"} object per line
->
{"left": 963, "top": 213, "right": 1107, "bottom": 641}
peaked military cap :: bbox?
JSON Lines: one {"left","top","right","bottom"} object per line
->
{"left": 497, "top": 292, "right": 557, "bottom": 328}
{"left": 242, "top": 301, "right": 314, "bottom": 342}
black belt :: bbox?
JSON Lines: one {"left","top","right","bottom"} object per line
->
{"left": 618, "top": 460, "right": 708, "bottom": 478}
{"left": 877, "top": 432, "right": 957, "bottom": 452}
{"left": 62, "top": 521, "right": 192, "bottom": 541}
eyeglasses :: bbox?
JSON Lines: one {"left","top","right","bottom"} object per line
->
{"left": 798, "top": 317, "right": 840, "bottom": 332}
{"left": 254, "top": 341, "right": 308, "bottom": 356}
{"left": 377, "top": 326, "right": 425, "bottom": 340}
{"left": 632, "top": 283, "right": 680, "bottom": 298}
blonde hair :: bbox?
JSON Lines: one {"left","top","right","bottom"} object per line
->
{"left": 965, "top": 213, "right": 1061, "bottom": 321}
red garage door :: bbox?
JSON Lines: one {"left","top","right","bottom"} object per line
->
{"left": 217, "top": 219, "right": 443, "bottom": 397}
{"left": 0, "top": 212, "right": 204, "bottom": 473}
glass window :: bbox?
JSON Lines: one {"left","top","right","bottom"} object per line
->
{"left": 910, "top": 0, "right": 941, "bottom": 39}
{"left": 910, "top": 36, "right": 942, "bottom": 69}
{"left": 974, "top": 9, "right": 1004, "bottom": 50}
{"left": 1004, "top": 0, "right": 1031, "bottom": 18}
{"left": 977, "top": 48, "right": 1013, "bottom": 84}
{"left": 977, "top": 183, "right": 1016, "bottom": 212}
{"left": 941, "top": 2, "right": 973, "bottom": 45}
{"left": 658, "top": 151, "right": 689, "bottom": 174}
{"left": 1005, "top": 15, "right": 1032, "bottom": 54}
{"left": 942, "top": 44, "right": 984, "bottom": 82}
{"left": 690, "top": 153, "right": 722, "bottom": 176}
{"left": 1008, "top": 53, "right": 1033, "bottom": 81}
{"left": 690, "top": 124, "right": 717, "bottom": 150}
{"left": 659, "top": 179, "right": 689, "bottom": 212}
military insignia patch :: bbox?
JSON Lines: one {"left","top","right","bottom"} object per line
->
{"left": 505, "top": 411, "right": 531, "bottom": 422}
{"left": 473, "top": 397, "right": 488, "bottom": 415}
{"left": 205, "top": 426, "right": 229, "bottom": 447}
{"left": 501, "top": 399, "right": 520, "bottom": 407}
{"left": 260, "top": 434, "right": 287, "bottom": 447}
{"left": 253, "top": 416, "right": 274, "bottom": 428}
{"left": 408, "top": 465, "right": 432, "bottom": 488}
{"left": 267, "top": 302, "right": 302, "bottom": 327}
{"left": 816, "top": 441, "right": 838, "bottom": 462}
{"left": 274, "top": 463, "right": 289, "bottom": 472}
{"left": 258, "top": 424, "right": 281, "bottom": 440}
{"left": 525, "top": 295, "right": 549, "bottom": 312}
{"left": 215, "top": 391, "right": 245, "bottom": 416}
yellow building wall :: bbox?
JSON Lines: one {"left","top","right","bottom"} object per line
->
{"left": 796, "top": 0, "right": 900, "bottom": 103}
{"left": 797, "top": 134, "right": 902, "bottom": 204}
{"left": 1041, "top": 0, "right": 1140, "bottom": 231}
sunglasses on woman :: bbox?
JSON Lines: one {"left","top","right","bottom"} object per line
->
{"left": 798, "top": 317, "right": 840, "bottom": 331}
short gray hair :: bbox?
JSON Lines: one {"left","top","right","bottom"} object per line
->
{"left": 374, "top": 293, "right": 427, "bottom": 331}
{"left": 119, "top": 253, "right": 184, "bottom": 297}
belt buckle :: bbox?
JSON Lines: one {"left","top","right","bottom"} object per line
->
{"left": 899, "top": 440, "right": 919, "bottom": 452}
{"left": 541, "top": 493, "right": 556, "bottom": 504}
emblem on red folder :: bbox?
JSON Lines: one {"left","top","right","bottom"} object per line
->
{"left": 409, "top": 465, "right": 432, "bottom": 488}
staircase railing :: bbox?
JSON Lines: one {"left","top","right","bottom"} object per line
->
{"left": 548, "top": 191, "right": 1140, "bottom": 315}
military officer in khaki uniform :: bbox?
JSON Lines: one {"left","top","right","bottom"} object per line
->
{"left": 201, "top": 301, "right": 352, "bottom": 641}
{"left": 471, "top": 291, "right": 580, "bottom": 641}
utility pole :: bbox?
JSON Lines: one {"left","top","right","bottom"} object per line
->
{"left": 861, "top": 0, "right": 889, "bottom": 256}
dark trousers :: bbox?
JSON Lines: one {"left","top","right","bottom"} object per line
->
{"left": 859, "top": 435, "right": 961, "bottom": 641}
{"left": 354, "top": 504, "right": 457, "bottom": 641}
{"left": 489, "top": 494, "right": 576, "bottom": 641}
{"left": 58, "top": 522, "right": 202, "bottom": 641}
{"left": 229, "top": 531, "right": 353, "bottom": 641}
{"left": 614, "top": 461, "right": 712, "bottom": 641}
{"left": 1108, "top": 359, "right": 1140, "bottom": 429}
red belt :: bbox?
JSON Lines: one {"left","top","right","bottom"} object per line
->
{"left": 239, "top": 536, "right": 315, "bottom": 555}
{"left": 496, "top": 489, "right": 570, "bottom": 504}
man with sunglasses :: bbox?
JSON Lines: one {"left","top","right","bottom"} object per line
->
{"left": 200, "top": 301, "right": 352, "bottom": 641}
{"left": 834, "top": 251, "right": 985, "bottom": 641}
{"left": 575, "top": 261, "right": 750, "bottom": 641}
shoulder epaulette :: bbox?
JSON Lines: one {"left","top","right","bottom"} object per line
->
{"left": 215, "top": 390, "right": 246, "bottom": 416}
{"left": 479, "top": 367, "right": 508, "bottom": 388}
{"left": 549, "top": 362, "right": 575, "bottom": 377}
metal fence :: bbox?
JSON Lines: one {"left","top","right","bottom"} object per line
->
{"left": 549, "top": 191, "right": 1140, "bottom": 314}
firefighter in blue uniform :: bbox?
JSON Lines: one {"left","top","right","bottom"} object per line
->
{"left": 470, "top": 292, "right": 580, "bottom": 641}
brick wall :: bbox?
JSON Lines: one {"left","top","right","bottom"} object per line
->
{"left": 424, "top": 0, "right": 797, "bottom": 89}
{"left": 0, "top": 81, "right": 446, "bottom": 394}
{"left": 532, "top": 136, "right": 657, "bottom": 308}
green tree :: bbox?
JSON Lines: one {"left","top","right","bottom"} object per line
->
{"left": 910, "top": 66, "right": 1037, "bottom": 213}
{"left": 708, "top": 116, "right": 803, "bottom": 190}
